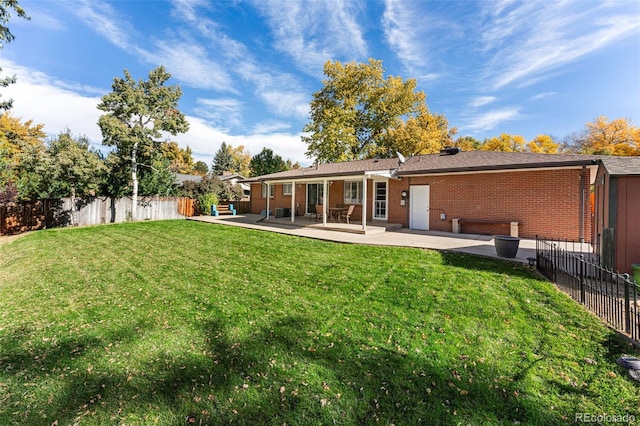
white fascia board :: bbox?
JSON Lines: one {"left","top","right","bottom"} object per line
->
{"left": 261, "top": 170, "right": 397, "bottom": 184}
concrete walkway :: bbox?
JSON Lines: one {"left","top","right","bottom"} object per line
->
{"left": 189, "top": 214, "right": 539, "bottom": 264}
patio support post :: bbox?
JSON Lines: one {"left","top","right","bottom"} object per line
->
{"left": 362, "top": 176, "right": 367, "bottom": 232}
{"left": 265, "top": 182, "right": 270, "bottom": 219}
{"left": 290, "top": 180, "right": 296, "bottom": 222}
{"left": 322, "top": 179, "right": 328, "bottom": 226}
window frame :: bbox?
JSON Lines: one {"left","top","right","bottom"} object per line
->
{"left": 261, "top": 183, "right": 274, "bottom": 198}
{"left": 344, "top": 181, "right": 363, "bottom": 204}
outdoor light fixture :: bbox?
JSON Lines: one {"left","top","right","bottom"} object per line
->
{"left": 527, "top": 257, "right": 536, "bottom": 269}
{"left": 401, "top": 190, "right": 408, "bottom": 198}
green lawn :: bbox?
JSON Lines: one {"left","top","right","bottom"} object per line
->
{"left": 0, "top": 220, "right": 638, "bottom": 425}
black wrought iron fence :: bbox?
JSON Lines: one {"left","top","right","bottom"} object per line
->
{"left": 536, "top": 237, "right": 639, "bottom": 344}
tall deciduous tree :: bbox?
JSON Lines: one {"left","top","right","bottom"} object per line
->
{"left": 570, "top": 116, "right": 640, "bottom": 155}
{"left": 249, "top": 147, "right": 287, "bottom": 177}
{"left": 303, "top": 59, "right": 441, "bottom": 162}
{"left": 383, "top": 104, "right": 456, "bottom": 156}
{"left": 481, "top": 133, "right": 526, "bottom": 152}
{"left": 228, "top": 144, "right": 252, "bottom": 177}
{"left": 47, "top": 130, "right": 104, "bottom": 225}
{"left": 159, "top": 141, "right": 195, "bottom": 174}
{"left": 1, "top": 0, "right": 29, "bottom": 110}
{"left": 527, "top": 134, "right": 559, "bottom": 154}
{"left": 0, "top": 112, "right": 45, "bottom": 201}
{"left": 97, "top": 66, "right": 189, "bottom": 219}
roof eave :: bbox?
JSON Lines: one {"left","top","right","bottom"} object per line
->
{"left": 397, "top": 160, "right": 598, "bottom": 176}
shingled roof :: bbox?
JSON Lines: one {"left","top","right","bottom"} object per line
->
{"left": 243, "top": 157, "right": 399, "bottom": 182}
{"left": 246, "top": 151, "right": 600, "bottom": 182}
{"left": 398, "top": 151, "right": 599, "bottom": 175}
{"left": 598, "top": 156, "right": 640, "bottom": 176}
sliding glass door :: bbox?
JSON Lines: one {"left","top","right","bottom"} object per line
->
{"left": 306, "top": 183, "right": 324, "bottom": 214}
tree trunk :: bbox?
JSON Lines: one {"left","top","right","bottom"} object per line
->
{"left": 131, "top": 142, "right": 138, "bottom": 220}
{"left": 70, "top": 187, "right": 77, "bottom": 227}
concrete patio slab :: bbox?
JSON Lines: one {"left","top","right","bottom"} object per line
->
{"left": 188, "top": 214, "right": 544, "bottom": 264}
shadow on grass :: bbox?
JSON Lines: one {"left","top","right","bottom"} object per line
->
{"left": 3, "top": 268, "right": 634, "bottom": 426}
{"left": 1, "top": 314, "right": 583, "bottom": 425}
{"left": 440, "top": 250, "right": 538, "bottom": 279}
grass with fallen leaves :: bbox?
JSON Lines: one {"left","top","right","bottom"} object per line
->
{"left": 0, "top": 220, "right": 638, "bottom": 425}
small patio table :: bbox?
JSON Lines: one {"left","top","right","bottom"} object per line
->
{"left": 328, "top": 207, "right": 347, "bottom": 222}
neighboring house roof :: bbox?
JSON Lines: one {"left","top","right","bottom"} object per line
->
{"left": 219, "top": 173, "right": 246, "bottom": 182}
{"left": 245, "top": 151, "right": 600, "bottom": 182}
{"left": 175, "top": 174, "right": 204, "bottom": 185}
{"left": 598, "top": 156, "right": 640, "bottom": 176}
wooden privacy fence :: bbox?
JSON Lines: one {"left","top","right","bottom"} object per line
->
{"left": 0, "top": 200, "right": 57, "bottom": 236}
{"left": 1, "top": 197, "right": 195, "bottom": 236}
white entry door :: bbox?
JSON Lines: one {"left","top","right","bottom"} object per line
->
{"left": 410, "top": 185, "right": 430, "bottom": 230}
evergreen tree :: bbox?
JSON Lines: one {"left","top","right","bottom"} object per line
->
{"left": 211, "top": 142, "right": 234, "bottom": 176}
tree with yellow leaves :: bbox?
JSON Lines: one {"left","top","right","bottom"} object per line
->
{"left": 569, "top": 116, "right": 640, "bottom": 156}
{"left": 527, "top": 134, "right": 559, "bottom": 154}
{"left": 481, "top": 133, "right": 526, "bottom": 152}
{"left": 384, "top": 104, "right": 456, "bottom": 156}
{"left": 568, "top": 116, "right": 640, "bottom": 156}
{"left": 0, "top": 111, "right": 46, "bottom": 156}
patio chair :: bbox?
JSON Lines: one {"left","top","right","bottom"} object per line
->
{"left": 340, "top": 204, "right": 355, "bottom": 224}
{"left": 314, "top": 204, "right": 324, "bottom": 221}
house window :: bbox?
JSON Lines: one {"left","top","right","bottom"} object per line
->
{"left": 261, "top": 184, "right": 274, "bottom": 198}
{"left": 282, "top": 183, "right": 292, "bottom": 195}
{"left": 344, "top": 181, "right": 363, "bottom": 204}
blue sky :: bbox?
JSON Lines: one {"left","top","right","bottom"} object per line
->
{"left": 2, "top": 0, "right": 639, "bottom": 167}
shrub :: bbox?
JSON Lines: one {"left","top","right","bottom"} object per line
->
{"left": 198, "top": 193, "right": 218, "bottom": 215}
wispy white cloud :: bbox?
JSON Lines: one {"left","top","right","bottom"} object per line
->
{"left": 135, "top": 40, "right": 234, "bottom": 91}
{"left": 2, "top": 61, "right": 103, "bottom": 144}
{"left": 192, "top": 98, "right": 244, "bottom": 130}
{"left": 479, "top": 1, "right": 640, "bottom": 89}
{"left": 168, "top": 0, "right": 310, "bottom": 122}
{"left": 3, "top": 61, "right": 310, "bottom": 166}
{"left": 173, "top": 116, "right": 309, "bottom": 166}
{"left": 252, "top": 121, "right": 292, "bottom": 134}
{"left": 19, "top": 3, "right": 65, "bottom": 31}
{"left": 461, "top": 107, "right": 521, "bottom": 133}
{"left": 470, "top": 96, "right": 497, "bottom": 108}
{"left": 382, "top": 0, "right": 465, "bottom": 82}
{"left": 73, "top": 0, "right": 134, "bottom": 50}
{"left": 531, "top": 92, "right": 556, "bottom": 101}
{"left": 254, "top": 0, "right": 368, "bottom": 76}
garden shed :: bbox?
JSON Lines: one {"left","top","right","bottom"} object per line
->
{"left": 593, "top": 156, "right": 640, "bottom": 275}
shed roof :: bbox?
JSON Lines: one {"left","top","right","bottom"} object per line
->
{"left": 598, "top": 156, "right": 640, "bottom": 176}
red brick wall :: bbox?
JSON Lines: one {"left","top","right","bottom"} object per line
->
{"left": 251, "top": 168, "right": 592, "bottom": 241}
{"left": 387, "top": 168, "right": 592, "bottom": 240}
{"left": 250, "top": 183, "right": 308, "bottom": 216}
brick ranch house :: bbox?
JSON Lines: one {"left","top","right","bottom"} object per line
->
{"left": 245, "top": 150, "right": 601, "bottom": 242}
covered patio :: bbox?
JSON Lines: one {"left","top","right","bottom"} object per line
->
{"left": 258, "top": 170, "right": 398, "bottom": 233}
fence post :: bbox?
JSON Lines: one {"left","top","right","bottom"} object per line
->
{"left": 551, "top": 243, "right": 556, "bottom": 283}
{"left": 623, "top": 273, "right": 631, "bottom": 334}
{"left": 579, "top": 254, "right": 585, "bottom": 304}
